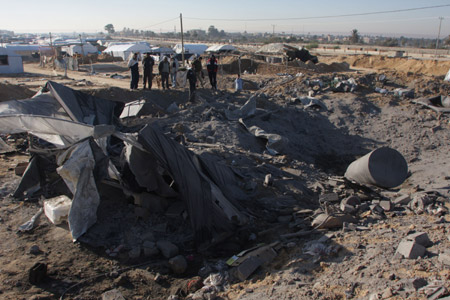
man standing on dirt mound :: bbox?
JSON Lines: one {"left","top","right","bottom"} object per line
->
{"left": 128, "top": 53, "right": 139, "bottom": 90}
{"left": 158, "top": 56, "right": 171, "bottom": 90}
{"left": 142, "top": 53, "right": 154, "bottom": 89}
{"left": 207, "top": 54, "right": 218, "bottom": 90}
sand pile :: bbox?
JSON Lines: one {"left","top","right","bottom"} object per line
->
{"left": 0, "top": 82, "right": 36, "bottom": 101}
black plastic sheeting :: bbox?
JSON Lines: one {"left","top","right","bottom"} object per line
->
{"left": 137, "top": 124, "right": 247, "bottom": 243}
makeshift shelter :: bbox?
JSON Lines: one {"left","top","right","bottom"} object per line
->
{"left": 5, "top": 44, "right": 53, "bottom": 58}
{"left": 62, "top": 44, "right": 98, "bottom": 56}
{"left": 0, "top": 47, "right": 24, "bottom": 74}
{"left": 173, "top": 43, "right": 208, "bottom": 56}
{"left": 206, "top": 44, "right": 236, "bottom": 54}
{"left": 103, "top": 43, "right": 152, "bottom": 60}
{"left": 256, "top": 43, "right": 318, "bottom": 64}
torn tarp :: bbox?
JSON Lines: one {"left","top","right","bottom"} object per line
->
{"left": 225, "top": 96, "right": 256, "bottom": 121}
{"left": 136, "top": 124, "right": 247, "bottom": 243}
{"left": 239, "top": 118, "right": 288, "bottom": 155}
{"left": 0, "top": 115, "right": 114, "bottom": 147}
{"left": 56, "top": 139, "right": 109, "bottom": 240}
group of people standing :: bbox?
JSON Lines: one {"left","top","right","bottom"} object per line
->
{"left": 127, "top": 53, "right": 219, "bottom": 93}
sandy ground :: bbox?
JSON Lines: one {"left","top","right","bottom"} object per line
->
{"left": 0, "top": 54, "right": 449, "bottom": 300}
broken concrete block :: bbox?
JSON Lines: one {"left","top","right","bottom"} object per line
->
{"left": 396, "top": 241, "right": 426, "bottom": 259}
{"left": 406, "top": 232, "right": 432, "bottom": 247}
{"left": 156, "top": 240, "right": 179, "bottom": 259}
{"left": 236, "top": 256, "right": 263, "bottom": 281}
{"left": 311, "top": 213, "right": 357, "bottom": 229}
{"left": 319, "top": 193, "right": 339, "bottom": 203}
{"left": 143, "top": 241, "right": 159, "bottom": 257}
{"left": 379, "top": 200, "right": 392, "bottom": 211}
{"left": 340, "top": 204, "right": 356, "bottom": 214}
{"left": 102, "top": 289, "right": 125, "bottom": 300}
{"left": 393, "top": 194, "right": 411, "bottom": 206}
{"left": 369, "top": 204, "right": 384, "bottom": 214}
{"left": 169, "top": 255, "right": 187, "bottom": 274}
{"left": 438, "top": 252, "right": 450, "bottom": 266}
{"left": 341, "top": 195, "right": 361, "bottom": 207}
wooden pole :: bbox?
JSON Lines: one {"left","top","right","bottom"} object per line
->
{"left": 180, "top": 13, "right": 185, "bottom": 67}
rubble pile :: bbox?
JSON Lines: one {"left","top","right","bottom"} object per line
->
{"left": 0, "top": 54, "right": 449, "bottom": 300}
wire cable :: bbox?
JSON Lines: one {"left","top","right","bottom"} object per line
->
{"left": 184, "top": 4, "right": 450, "bottom": 22}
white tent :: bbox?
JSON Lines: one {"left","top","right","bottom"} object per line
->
{"left": 173, "top": 44, "right": 208, "bottom": 56}
{"left": 0, "top": 47, "right": 24, "bottom": 74}
{"left": 103, "top": 43, "right": 152, "bottom": 60}
{"left": 62, "top": 44, "right": 98, "bottom": 56}
{"left": 206, "top": 44, "right": 236, "bottom": 53}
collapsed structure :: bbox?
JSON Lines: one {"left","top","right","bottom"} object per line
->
{"left": 0, "top": 81, "right": 246, "bottom": 243}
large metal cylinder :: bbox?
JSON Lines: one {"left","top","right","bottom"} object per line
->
{"left": 344, "top": 147, "right": 408, "bottom": 188}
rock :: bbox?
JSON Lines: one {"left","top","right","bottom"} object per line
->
{"left": 396, "top": 241, "right": 426, "bottom": 259}
{"left": 102, "top": 289, "right": 125, "bottom": 300}
{"left": 168, "top": 255, "right": 187, "bottom": 274}
{"left": 29, "top": 245, "right": 41, "bottom": 255}
{"left": 382, "top": 287, "right": 393, "bottom": 298}
{"left": 143, "top": 241, "right": 159, "bottom": 257}
{"left": 406, "top": 232, "right": 432, "bottom": 247}
{"left": 157, "top": 240, "right": 179, "bottom": 259}
{"left": 438, "top": 252, "right": 450, "bottom": 266}
{"left": 370, "top": 204, "right": 384, "bottom": 214}
{"left": 409, "top": 193, "right": 431, "bottom": 213}
{"left": 141, "top": 232, "right": 155, "bottom": 242}
{"left": 311, "top": 213, "right": 357, "bottom": 229}
{"left": 409, "top": 278, "right": 427, "bottom": 291}
{"left": 341, "top": 195, "right": 361, "bottom": 207}
{"left": 393, "top": 194, "right": 411, "bottom": 206}
{"left": 379, "top": 200, "right": 392, "bottom": 211}
{"left": 319, "top": 193, "right": 339, "bottom": 203}
{"left": 235, "top": 256, "right": 263, "bottom": 281}
{"left": 128, "top": 246, "right": 141, "bottom": 259}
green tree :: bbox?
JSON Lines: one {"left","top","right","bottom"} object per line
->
{"left": 350, "top": 29, "right": 360, "bottom": 44}
{"left": 104, "top": 24, "right": 115, "bottom": 35}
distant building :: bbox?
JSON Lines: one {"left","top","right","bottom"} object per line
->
{"left": 0, "top": 47, "right": 23, "bottom": 74}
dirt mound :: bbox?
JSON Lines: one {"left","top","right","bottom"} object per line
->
{"left": 0, "top": 82, "right": 36, "bottom": 101}
{"left": 322, "top": 55, "right": 450, "bottom": 76}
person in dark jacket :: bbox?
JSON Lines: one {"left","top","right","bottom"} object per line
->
{"left": 128, "top": 53, "right": 139, "bottom": 90}
{"left": 192, "top": 56, "right": 204, "bottom": 88}
{"left": 142, "top": 53, "right": 154, "bottom": 89}
{"left": 206, "top": 54, "right": 218, "bottom": 90}
{"left": 186, "top": 67, "right": 197, "bottom": 102}
{"left": 158, "top": 56, "right": 170, "bottom": 90}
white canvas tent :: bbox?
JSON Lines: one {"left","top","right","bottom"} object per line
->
{"left": 62, "top": 44, "right": 98, "bottom": 56}
{"left": 0, "top": 47, "right": 24, "bottom": 74}
{"left": 103, "top": 43, "right": 152, "bottom": 60}
{"left": 173, "top": 44, "right": 208, "bottom": 56}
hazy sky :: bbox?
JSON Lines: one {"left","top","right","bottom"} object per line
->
{"left": 2, "top": 0, "right": 450, "bottom": 37}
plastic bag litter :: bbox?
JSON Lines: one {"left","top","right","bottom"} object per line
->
{"left": 18, "top": 208, "right": 43, "bottom": 232}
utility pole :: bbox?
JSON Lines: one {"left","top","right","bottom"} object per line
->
{"left": 180, "top": 13, "right": 185, "bottom": 67}
{"left": 271, "top": 24, "right": 275, "bottom": 36}
{"left": 435, "top": 17, "right": 444, "bottom": 58}
{"left": 79, "top": 34, "right": 85, "bottom": 64}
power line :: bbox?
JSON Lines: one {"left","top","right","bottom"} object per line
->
{"left": 184, "top": 4, "right": 450, "bottom": 22}
{"left": 137, "top": 17, "right": 179, "bottom": 30}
